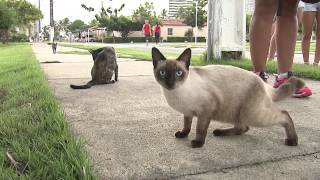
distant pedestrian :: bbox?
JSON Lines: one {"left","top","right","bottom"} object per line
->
{"left": 154, "top": 22, "right": 161, "bottom": 45}
{"left": 301, "top": 1, "right": 320, "bottom": 66}
{"left": 142, "top": 20, "right": 151, "bottom": 46}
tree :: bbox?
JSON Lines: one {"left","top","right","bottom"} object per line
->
{"left": 0, "top": 1, "right": 16, "bottom": 43}
{"left": 0, "top": 0, "right": 42, "bottom": 43}
{"left": 68, "top": 20, "right": 87, "bottom": 32}
{"left": 42, "top": 25, "right": 50, "bottom": 40}
{"left": 56, "top": 17, "right": 71, "bottom": 32}
{"left": 132, "top": 2, "right": 160, "bottom": 26}
{"left": 89, "top": 19, "right": 99, "bottom": 27}
{"left": 5, "top": 0, "right": 43, "bottom": 28}
{"left": 176, "top": 0, "right": 207, "bottom": 29}
{"left": 117, "top": 16, "right": 141, "bottom": 38}
{"left": 81, "top": 4, "right": 94, "bottom": 12}
{"left": 160, "top": 9, "right": 168, "bottom": 19}
{"left": 94, "top": 4, "right": 128, "bottom": 42}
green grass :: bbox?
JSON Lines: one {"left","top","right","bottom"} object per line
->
{"left": 294, "top": 41, "right": 316, "bottom": 52}
{"left": 218, "top": 59, "right": 320, "bottom": 80}
{"left": 159, "top": 43, "right": 207, "bottom": 48}
{"left": 59, "top": 43, "right": 205, "bottom": 65}
{"left": 0, "top": 43, "right": 95, "bottom": 179}
{"left": 246, "top": 41, "right": 316, "bottom": 53}
{"left": 59, "top": 43, "right": 320, "bottom": 80}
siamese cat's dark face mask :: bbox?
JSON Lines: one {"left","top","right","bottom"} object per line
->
{"left": 152, "top": 48, "right": 191, "bottom": 90}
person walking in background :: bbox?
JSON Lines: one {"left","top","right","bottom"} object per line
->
{"left": 142, "top": 20, "right": 151, "bottom": 46}
{"left": 302, "top": 1, "right": 320, "bottom": 66}
{"left": 250, "top": 0, "right": 312, "bottom": 97}
{"left": 154, "top": 22, "right": 161, "bottom": 45}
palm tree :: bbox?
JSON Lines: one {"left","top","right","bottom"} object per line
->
{"left": 49, "top": 0, "right": 54, "bottom": 42}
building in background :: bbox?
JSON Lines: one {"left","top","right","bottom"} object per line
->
{"left": 161, "top": 19, "right": 207, "bottom": 40}
{"left": 169, "top": 0, "right": 194, "bottom": 18}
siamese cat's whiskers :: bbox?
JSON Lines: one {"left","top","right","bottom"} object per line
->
{"left": 152, "top": 47, "right": 302, "bottom": 148}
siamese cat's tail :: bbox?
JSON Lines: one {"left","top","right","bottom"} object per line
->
{"left": 272, "top": 77, "right": 305, "bottom": 102}
{"left": 70, "top": 80, "right": 95, "bottom": 89}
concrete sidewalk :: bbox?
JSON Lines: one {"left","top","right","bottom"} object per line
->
{"left": 33, "top": 43, "right": 320, "bottom": 179}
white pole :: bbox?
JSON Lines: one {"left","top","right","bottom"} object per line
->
{"left": 87, "top": 29, "right": 89, "bottom": 42}
{"left": 207, "top": 0, "right": 213, "bottom": 61}
{"left": 195, "top": 1, "right": 198, "bottom": 44}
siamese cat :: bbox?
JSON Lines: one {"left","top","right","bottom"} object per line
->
{"left": 152, "top": 47, "right": 303, "bottom": 148}
{"left": 70, "top": 47, "right": 118, "bottom": 89}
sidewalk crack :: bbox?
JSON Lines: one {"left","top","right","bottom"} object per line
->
{"left": 173, "top": 150, "right": 320, "bottom": 179}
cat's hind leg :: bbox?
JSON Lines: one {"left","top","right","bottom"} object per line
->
{"left": 281, "top": 110, "right": 298, "bottom": 146}
{"left": 213, "top": 125, "right": 249, "bottom": 136}
{"left": 244, "top": 108, "right": 298, "bottom": 146}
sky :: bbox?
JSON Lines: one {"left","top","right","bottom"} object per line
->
{"left": 27, "top": 0, "right": 169, "bottom": 26}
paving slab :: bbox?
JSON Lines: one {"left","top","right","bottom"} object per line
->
{"left": 32, "top": 43, "right": 320, "bottom": 179}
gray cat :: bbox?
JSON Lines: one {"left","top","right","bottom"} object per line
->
{"left": 70, "top": 47, "right": 118, "bottom": 89}
{"left": 52, "top": 40, "right": 57, "bottom": 54}
{"left": 152, "top": 47, "right": 304, "bottom": 148}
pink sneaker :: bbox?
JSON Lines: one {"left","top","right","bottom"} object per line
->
{"left": 293, "top": 87, "right": 312, "bottom": 98}
{"left": 273, "top": 72, "right": 312, "bottom": 98}
{"left": 273, "top": 76, "right": 288, "bottom": 88}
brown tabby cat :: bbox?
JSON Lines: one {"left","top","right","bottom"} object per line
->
{"left": 70, "top": 47, "right": 118, "bottom": 89}
{"left": 152, "top": 47, "right": 303, "bottom": 148}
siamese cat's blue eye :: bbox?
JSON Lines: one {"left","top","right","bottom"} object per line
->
{"left": 176, "top": 70, "right": 183, "bottom": 77}
{"left": 159, "top": 70, "right": 166, "bottom": 76}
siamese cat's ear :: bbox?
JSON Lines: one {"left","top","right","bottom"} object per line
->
{"left": 177, "top": 48, "right": 191, "bottom": 70}
{"left": 152, "top": 47, "right": 166, "bottom": 68}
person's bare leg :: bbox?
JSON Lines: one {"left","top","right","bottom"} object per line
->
{"left": 276, "top": 0, "right": 299, "bottom": 73}
{"left": 250, "top": 0, "right": 277, "bottom": 72}
{"left": 297, "top": 7, "right": 304, "bottom": 26}
{"left": 314, "top": 11, "right": 320, "bottom": 65}
{"left": 302, "top": 11, "right": 316, "bottom": 64}
{"left": 268, "top": 21, "right": 277, "bottom": 60}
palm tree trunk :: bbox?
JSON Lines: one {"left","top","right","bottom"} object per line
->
{"left": 49, "top": 0, "right": 54, "bottom": 43}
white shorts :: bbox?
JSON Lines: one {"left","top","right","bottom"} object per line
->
{"left": 298, "top": 1, "right": 305, "bottom": 8}
{"left": 304, "top": 2, "right": 320, "bottom": 11}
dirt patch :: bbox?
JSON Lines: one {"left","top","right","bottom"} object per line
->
{"left": 0, "top": 88, "right": 7, "bottom": 102}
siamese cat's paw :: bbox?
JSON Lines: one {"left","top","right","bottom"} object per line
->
{"left": 175, "top": 131, "right": 189, "bottom": 138}
{"left": 285, "top": 138, "right": 298, "bottom": 146}
{"left": 213, "top": 129, "right": 226, "bottom": 136}
{"left": 191, "top": 140, "right": 204, "bottom": 148}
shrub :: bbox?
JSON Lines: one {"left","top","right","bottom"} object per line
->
{"left": 167, "top": 36, "right": 206, "bottom": 42}
{"left": 10, "top": 33, "right": 28, "bottom": 42}
{"left": 102, "top": 37, "right": 162, "bottom": 43}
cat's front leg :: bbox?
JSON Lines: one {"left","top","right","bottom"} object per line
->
{"left": 175, "top": 116, "right": 193, "bottom": 138}
{"left": 191, "top": 115, "right": 211, "bottom": 148}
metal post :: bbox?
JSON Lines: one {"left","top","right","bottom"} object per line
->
{"left": 195, "top": 1, "right": 198, "bottom": 44}
{"left": 38, "top": 0, "right": 41, "bottom": 33}
{"left": 49, "top": 0, "right": 54, "bottom": 43}
{"left": 37, "top": 0, "right": 41, "bottom": 42}
{"left": 207, "top": 0, "right": 222, "bottom": 59}
{"left": 207, "top": 0, "right": 213, "bottom": 61}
